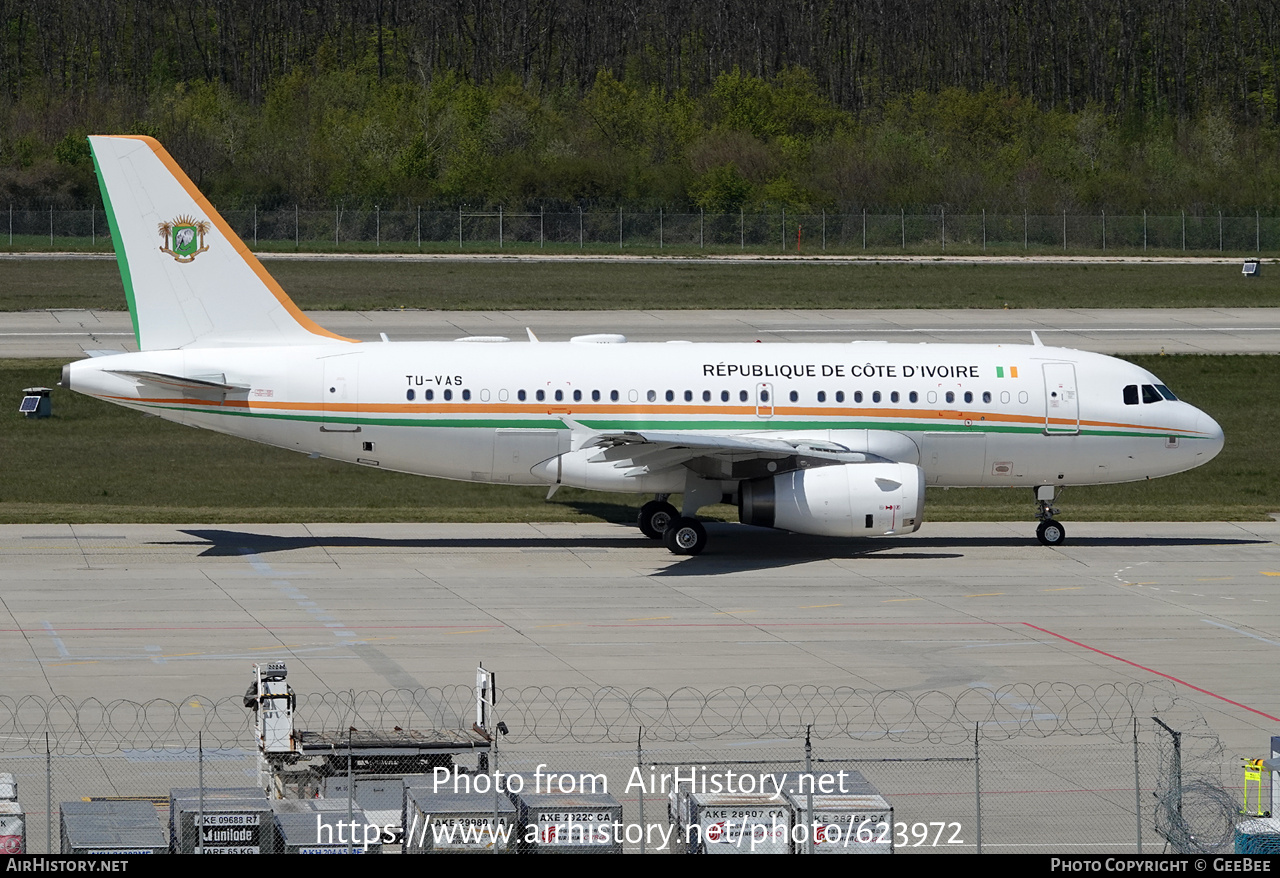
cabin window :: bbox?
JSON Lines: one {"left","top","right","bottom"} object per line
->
{"left": 817, "top": 391, "right": 826, "bottom": 403}
{"left": 789, "top": 390, "right": 798, "bottom": 402}
{"left": 554, "top": 389, "right": 563, "bottom": 401}
{"left": 517, "top": 389, "right": 526, "bottom": 401}
{"left": 611, "top": 390, "right": 620, "bottom": 402}
{"left": 835, "top": 391, "right": 845, "bottom": 403}
{"left": 945, "top": 391, "right": 955, "bottom": 403}
{"left": 1018, "top": 391, "right": 1029, "bottom": 404}
{"left": 1142, "top": 384, "right": 1162, "bottom": 404}
{"left": 760, "top": 389, "right": 770, "bottom": 402}
{"left": 628, "top": 389, "right": 639, "bottom": 402}
{"left": 406, "top": 389, "right": 415, "bottom": 401}
{"left": 854, "top": 391, "right": 863, "bottom": 403}
{"left": 462, "top": 389, "right": 471, "bottom": 401}
{"left": 573, "top": 389, "right": 582, "bottom": 402}
{"left": 684, "top": 390, "right": 693, "bottom": 402}
{"left": 1123, "top": 385, "right": 1139, "bottom": 405}
{"left": 497, "top": 389, "right": 508, "bottom": 402}
{"left": 721, "top": 390, "right": 730, "bottom": 402}
{"left": 444, "top": 389, "right": 453, "bottom": 401}
{"left": 909, "top": 391, "right": 918, "bottom": 403}
{"left": 591, "top": 390, "right": 600, "bottom": 402}
{"left": 872, "top": 391, "right": 882, "bottom": 403}
{"left": 703, "top": 390, "right": 712, "bottom": 402}
{"left": 963, "top": 391, "right": 973, "bottom": 404}
{"left": 536, "top": 389, "right": 545, "bottom": 401}
{"left": 425, "top": 389, "right": 434, "bottom": 401}
{"left": 1000, "top": 391, "right": 1010, "bottom": 404}
{"left": 647, "top": 390, "right": 657, "bottom": 402}
{"left": 982, "top": 391, "right": 992, "bottom": 403}
{"left": 739, "top": 390, "right": 749, "bottom": 402}
{"left": 890, "top": 391, "right": 900, "bottom": 403}
{"left": 665, "top": 390, "right": 675, "bottom": 402}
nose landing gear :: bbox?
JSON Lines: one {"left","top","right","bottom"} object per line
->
{"left": 1034, "top": 486, "right": 1066, "bottom": 546}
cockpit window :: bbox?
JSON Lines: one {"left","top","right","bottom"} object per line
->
{"left": 1141, "top": 384, "right": 1162, "bottom": 404}
{"left": 1123, "top": 385, "right": 1139, "bottom": 405}
{"left": 1155, "top": 384, "right": 1177, "bottom": 401}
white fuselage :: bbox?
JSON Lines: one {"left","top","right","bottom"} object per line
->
{"left": 67, "top": 338, "right": 1223, "bottom": 495}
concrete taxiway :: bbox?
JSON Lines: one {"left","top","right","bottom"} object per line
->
{"left": 4, "top": 306, "right": 1280, "bottom": 358}
{"left": 3, "top": 301, "right": 1277, "bottom": 764}
{"left": 1, "top": 520, "right": 1277, "bottom": 756}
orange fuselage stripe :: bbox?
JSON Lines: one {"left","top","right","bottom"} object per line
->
{"left": 104, "top": 394, "right": 1196, "bottom": 434}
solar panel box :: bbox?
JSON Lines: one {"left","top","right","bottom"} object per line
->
{"left": 19, "top": 387, "right": 51, "bottom": 419}
{"left": 402, "top": 788, "right": 517, "bottom": 854}
{"left": 169, "top": 787, "right": 273, "bottom": 854}
{"left": 60, "top": 800, "right": 167, "bottom": 855}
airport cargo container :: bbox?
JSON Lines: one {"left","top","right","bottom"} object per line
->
{"left": 0, "top": 802, "right": 24, "bottom": 854}
{"left": 169, "top": 787, "right": 273, "bottom": 854}
{"left": 60, "top": 800, "right": 167, "bottom": 855}
{"left": 402, "top": 788, "right": 517, "bottom": 853}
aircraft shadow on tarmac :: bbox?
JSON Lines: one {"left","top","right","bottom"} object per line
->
{"left": 158, "top": 527, "right": 1268, "bottom": 577}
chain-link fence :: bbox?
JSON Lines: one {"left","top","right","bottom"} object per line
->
{"left": 4, "top": 206, "right": 1278, "bottom": 254}
{"left": 0, "top": 682, "right": 1260, "bottom": 854}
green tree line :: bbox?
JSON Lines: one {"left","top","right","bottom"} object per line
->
{"left": 2, "top": 1, "right": 1279, "bottom": 212}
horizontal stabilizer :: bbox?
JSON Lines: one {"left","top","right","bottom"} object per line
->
{"left": 105, "top": 369, "right": 249, "bottom": 394}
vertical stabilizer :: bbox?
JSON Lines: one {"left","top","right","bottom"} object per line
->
{"left": 89, "top": 135, "right": 355, "bottom": 350}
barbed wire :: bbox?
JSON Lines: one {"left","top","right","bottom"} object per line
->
{"left": 1155, "top": 779, "right": 1239, "bottom": 854}
{"left": 0, "top": 681, "right": 1167, "bottom": 753}
{"left": 1149, "top": 692, "right": 1240, "bottom": 854}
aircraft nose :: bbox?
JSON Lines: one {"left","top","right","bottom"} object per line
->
{"left": 1194, "top": 408, "right": 1224, "bottom": 463}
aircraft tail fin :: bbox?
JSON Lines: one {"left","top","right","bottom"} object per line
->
{"left": 89, "top": 135, "right": 354, "bottom": 351}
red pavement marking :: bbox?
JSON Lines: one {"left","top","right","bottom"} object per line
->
{"left": 1022, "top": 622, "right": 1280, "bottom": 722}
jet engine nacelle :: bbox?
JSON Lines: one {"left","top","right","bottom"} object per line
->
{"left": 738, "top": 462, "right": 925, "bottom": 537}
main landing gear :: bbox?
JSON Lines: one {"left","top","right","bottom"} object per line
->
{"left": 638, "top": 494, "right": 710, "bottom": 556}
{"left": 638, "top": 499, "right": 678, "bottom": 540}
{"left": 1034, "top": 486, "right": 1066, "bottom": 546}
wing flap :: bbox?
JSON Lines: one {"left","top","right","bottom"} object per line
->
{"left": 574, "top": 428, "right": 892, "bottom": 480}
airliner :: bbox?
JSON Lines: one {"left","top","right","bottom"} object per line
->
{"left": 61, "top": 136, "right": 1224, "bottom": 555}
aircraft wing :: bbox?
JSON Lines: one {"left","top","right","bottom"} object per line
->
{"left": 566, "top": 421, "right": 888, "bottom": 482}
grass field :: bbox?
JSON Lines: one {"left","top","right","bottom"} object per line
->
{"left": 2, "top": 355, "right": 1271, "bottom": 525}
{"left": 2, "top": 257, "right": 1279, "bottom": 312}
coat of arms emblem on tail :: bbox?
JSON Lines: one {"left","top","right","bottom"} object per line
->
{"left": 158, "top": 215, "right": 210, "bottom": 262}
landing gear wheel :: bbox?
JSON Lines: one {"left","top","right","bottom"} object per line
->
{"left": 1036, "top": 519, "right": 1066, "bottom": 546}
{"left": 663, "top": 517, "right": 707, "bottom": 556}
{"left": 638, "top": 500, "right": 678, "bottom": 540}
